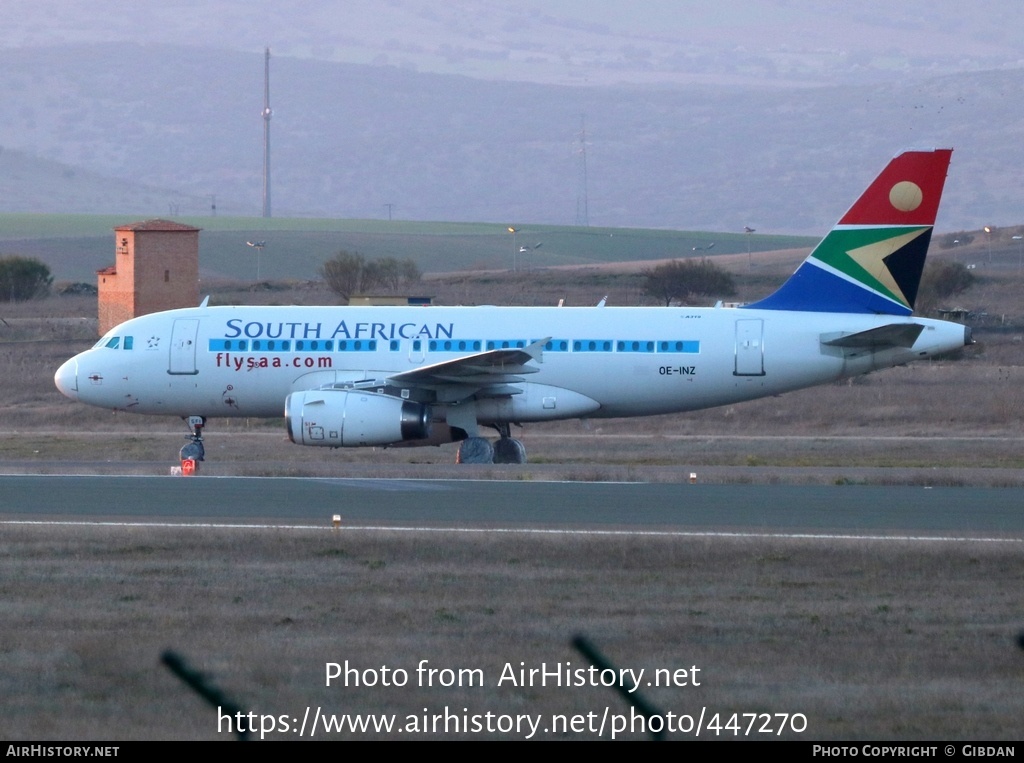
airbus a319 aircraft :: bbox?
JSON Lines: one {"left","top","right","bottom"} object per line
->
{"left": 55, "top": 149, "right": 969, "bottom": 465}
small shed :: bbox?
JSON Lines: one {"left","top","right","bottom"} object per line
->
{"left": 97, "top": 219, "right": 200, "bottom": 335}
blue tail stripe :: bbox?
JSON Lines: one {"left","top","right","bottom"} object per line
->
{"left": 743, "top": 263, "right": 912, "bottom": 315}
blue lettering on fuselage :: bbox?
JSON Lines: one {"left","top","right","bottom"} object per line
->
{"left": 329, "top": 321, "right": 454, "bottom": 340}
{"left": 224, "top": 319, "right": 456, "bottom": 341}
{"left": 225, "top": 319, "right": 324, "bottom": 339}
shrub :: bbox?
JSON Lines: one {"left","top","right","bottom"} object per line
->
{"left": 641, "top": 258, "right": 736, "bottom": 306}
{"left": 58, "top": 282, "right": 98, "bottom": 296}
{"left": 920, "top": 259, "right": 975, "bottom": 300}
{"left": 319, "top": 250, "right": 421, "bottom": 302}
{"left": 0, "top": 256, "right": 53, "bottom": 301}
{"left": 318, "top": 250, "right": 366, "bottom": 302}
{"left": 938, "top": 233, "right": 973, "bottom": 249}
{"left": 916, "top": 259, "right": 975, "bottom": 313}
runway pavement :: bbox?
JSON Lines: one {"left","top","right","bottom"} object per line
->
{"left": 0, "top": 475, "right": 1020, "bottom": 537}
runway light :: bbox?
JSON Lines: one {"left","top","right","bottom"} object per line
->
{"left": 332, "top": 514, "right": 342, "bottom": 530}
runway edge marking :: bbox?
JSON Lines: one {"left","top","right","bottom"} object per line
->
{"left": 2, "top": 520, "right": 1021, "bottom": 544}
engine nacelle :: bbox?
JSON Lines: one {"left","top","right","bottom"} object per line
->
{"left": 285, "top": 390, "right": 430, "bottom": 447}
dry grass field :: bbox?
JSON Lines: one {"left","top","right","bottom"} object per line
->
{"left": 1, "top": 242, "right": 1023, "bottom": 741}
{"left": 2, "top": 526, "right": 1022, "bottom": 740}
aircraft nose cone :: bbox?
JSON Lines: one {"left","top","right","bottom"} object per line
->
{"left": 54, "top": 357, "right": 79, "bottom": 399}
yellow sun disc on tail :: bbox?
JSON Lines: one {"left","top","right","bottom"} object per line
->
{"left": 889, "top": 181, "right": 923, "bottom": 213}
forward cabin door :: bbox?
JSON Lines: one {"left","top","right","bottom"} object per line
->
{"left": 169, "top": 319, "right": 200, "bottom": 375}
{"left": 734, "top": 318, "right": 765, "bottom": 376}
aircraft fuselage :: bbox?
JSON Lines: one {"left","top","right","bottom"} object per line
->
{"left": 54, "top": 303, "right": 969, "bottom": 425}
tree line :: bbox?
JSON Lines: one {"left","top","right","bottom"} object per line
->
{"left": 318, "top": 251, "right": 421, "bottom": 302}
{"left": 0, "top": 248, "right": 977, "bottom": 313}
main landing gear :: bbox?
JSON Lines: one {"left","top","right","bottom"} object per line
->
{"left": 179, "top": 415, "right": 206, "bottom": 473}
{"left": 456, "top": 423, "right": 527, "bottom": 465}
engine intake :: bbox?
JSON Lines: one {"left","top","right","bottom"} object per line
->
{"left": 285, "top": 390, "right": 430, "bottom": 447}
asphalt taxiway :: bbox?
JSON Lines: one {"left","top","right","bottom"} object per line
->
{"left": 0, "top": 475, "right": 1020, "bottom": 537}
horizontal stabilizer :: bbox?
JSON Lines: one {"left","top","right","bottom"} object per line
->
{"left": 821, "top": 323, "right": 925, "bottom": 349}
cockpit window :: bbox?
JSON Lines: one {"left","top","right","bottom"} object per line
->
{"left": 91, "top": 334, "right": 134, "bottom": 350}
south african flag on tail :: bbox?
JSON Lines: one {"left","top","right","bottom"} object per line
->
{"left": 744, "top": 149, "right": 953, "bottom": 316}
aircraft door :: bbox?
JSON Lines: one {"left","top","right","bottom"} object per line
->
{"left": 169, "top": 319, "right": 200, "bottom": 375}
{"left": 734, "top": 319, "right": 765, "bottom": 376}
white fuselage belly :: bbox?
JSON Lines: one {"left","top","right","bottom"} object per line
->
{"left": 58, "top": 305, "right": 967, "bottom": 423}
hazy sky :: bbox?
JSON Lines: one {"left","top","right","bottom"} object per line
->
{"left": 4, "top": 0, "right": 1022, "bottom": 87}
{"left": 1, "top": 1, "right": 1020, "bottom": 229}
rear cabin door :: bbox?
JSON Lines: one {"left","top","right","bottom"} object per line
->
{"left": 734, "top": 319, "right": 765, "bottom": 376}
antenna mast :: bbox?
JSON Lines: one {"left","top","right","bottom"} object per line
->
{"left": 575, "top": 114, "right": 590, "bottom": 227}
{"left": 262, "top": 47, "right": 272, "bottom": 218}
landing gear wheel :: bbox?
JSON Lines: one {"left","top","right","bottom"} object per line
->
{"left": 179, "top": 439, "right": 205, "bottom": 462}
{"left": 179, "top": 415, "right": 206, "bottom": 464}
{"left": 492, "top": 437, "right": 527, "bottom": 464}
{"left": 456, "top": 437, "right": 495, "bottom": 464}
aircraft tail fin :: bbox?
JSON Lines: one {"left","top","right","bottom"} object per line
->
{"left": 744, "top": 148, "right": 953, "bottom": 315}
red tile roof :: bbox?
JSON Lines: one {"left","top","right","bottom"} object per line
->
{"left": 113, "top": 219, "right": 201, "bottom": 232}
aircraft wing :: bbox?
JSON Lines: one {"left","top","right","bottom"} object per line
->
{"left": 821, "top": 323, "right": 925, "bottom": 349}
{"left": 385, "top": 337, "right": 549, "bottom": 403}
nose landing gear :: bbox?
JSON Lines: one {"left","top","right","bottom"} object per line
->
{"left": 179, "top": 415, "right": 206, "bottom": 474}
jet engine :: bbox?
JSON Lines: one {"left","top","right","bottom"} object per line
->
{"left": 285, "top": 390, "right": 430, "bottom": 447}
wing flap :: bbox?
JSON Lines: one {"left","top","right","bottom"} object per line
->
{"left": 388, "top": 338, "right": 548, "bottom": 386}
{"left": 385, "top": 338, "right": 549, "bottom": 403}
{"left": 431, "top": 373, "right": 532, "bottom": 384}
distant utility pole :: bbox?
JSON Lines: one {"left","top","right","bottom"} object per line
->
{"left": 575, "top": 114, "right": 590, "bottom": 227}
{"left": 384, "top": 203, "right": 394, "bottom": 221}
{"left": 262, "top": 47, "right": 272, "bottom": 218}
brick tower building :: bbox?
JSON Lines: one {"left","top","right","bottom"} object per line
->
{"left": 97, "top": 219, "right": 200, "bottom": 336}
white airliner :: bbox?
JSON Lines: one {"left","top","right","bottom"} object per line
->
{"left": 55, "top": 149, "right": 969, "bottom": 464}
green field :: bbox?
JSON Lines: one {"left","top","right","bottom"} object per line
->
{"left": 0, "top": 213, "right": 814, "bottom": 283}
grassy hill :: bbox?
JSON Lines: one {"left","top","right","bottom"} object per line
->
{"left": 0, "top": 214, "right": 812, "bottom": 283}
